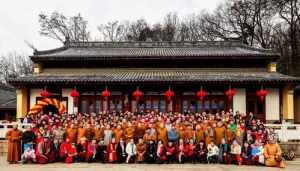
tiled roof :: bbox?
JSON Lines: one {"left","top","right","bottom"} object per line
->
{"left": 0, "top": 83, "right": 16, "bottom": 109}
{"left": 31, "top": 40, "right": 279, "bottom": 61}
{"left": 8, "top": 69, "right": 299, "bottom": 85}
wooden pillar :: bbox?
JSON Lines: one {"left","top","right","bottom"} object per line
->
{"left": 16, "top": 88, "right": 28, "bottom": 119}
{"left": 282, "top": 84, "right": 294, "bottom": 122}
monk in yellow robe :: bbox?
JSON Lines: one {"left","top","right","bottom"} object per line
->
{"left": 178, "top": 126, "right": 187, "bottom": 141}
{"left": 157, "top": 123, "right": 168, "bottom": 145}
{"left": 94, "top": 125, "right": 104, "bottom": 142}
{"left": 6, "top": 123, "right": 22, "bottom": 163}
{"left": 185, "top": 125, "right": 195, "bottom": 141}
{"left": 264, "top": 138, "right": 285, "bottom": 168}
{"left": 214, "top": 121, "right": 226, "bottom": 145}
{"left": 114, "top": 125, "right": 124, "bottom": 143}
{"left": 77, "top": 123, "right": 86, "bottom": 144}
{"left": 66, "top": 124, "right": 77, "bottom": 143}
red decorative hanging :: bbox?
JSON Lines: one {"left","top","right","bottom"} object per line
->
{"left": 197, "top": 89, "right": 206, "bottom": 101}
{"left": 256, "top": 89, "right": 268, "bottom": 102}
{"left": 40, "top": 89, "right": 50, "bottom": 98}
{"left": 164, "top": 88, "right": 174, "bottom": 101}
{"left": 70, "top": 89, "right": 80, "bottom": 98}
{"left": 225, "top": 88, "right": 236, "bottom": 100}
{"left": 101, "top": 88, "right": 111, "bottom": 99}
{"left": 133, "top": 88, "right": 143, "bottom": 101}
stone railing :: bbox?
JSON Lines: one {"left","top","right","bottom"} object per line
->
{"left": 265, "top": 124, "right": 300, "bottom": 142}
{"left": 0, "top": 123, "right": 32, "bottom": 139}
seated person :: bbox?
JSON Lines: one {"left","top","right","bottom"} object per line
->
{"left": 195, "top": 141, "right": 207, "bottom": 163}
{"left": 184, "top": 139, "right": 196, "bottom": 163}
{"left": 86, "top": 139, "right": 98, "bottom": 162}
{"left": 156, "top": 140, "right": 167, "bottom": 163}
{"left": 59, "top": 138, "right": 71, "bottom": 161}
{"left": 22, "top": 143, "right": 36, "bottom": 164}
{"left": 116, "top": 138, "right": 127, "bottom": 163}
{"left": 76, "top": 137, "right": 88, "bottom": 162}
{"left": 96, "top": 140, "right": 107, "bottom": 163}
{"left": 107, "top": 138, "right": 117, "bottom": 163}
{"left": 136, "top": 138, "right": 147, "bottom": 163}
{"left": 207, "top": 141, "right": 219, "bottom": 164}
{"left": 125, "top": 138, "right": 136, "bottom": 163}
{"left": 218, "top": 138, "right": 230, "bottom": 164}
{"left": 166, "top": 141, "right": 176, "bottom": 164}
{"left": 65, "top": 143, "right": 78, "bottom": 163}
{"left": 241, "top": 142, "right": 252, "bottom": 165}
{"left": 264, "top": 136, "right": 285, "bottom": 168}
{"left": 146, "top": 140, "right": 156, "bottom": 163}
{"left": 36, "top": 136, "right": 55, "bottom": 164}
{"left": 230, "top": 139, "right": 242, "bottom": 165}
{"left": 251, "top": 140, "right": 264, "bottom": 165}
{"left": 176, "top": 138, "right": 186, "bottom": 163}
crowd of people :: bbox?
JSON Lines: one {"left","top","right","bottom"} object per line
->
{"left": 6, "top": 110, "right": 285, "bottom": 168}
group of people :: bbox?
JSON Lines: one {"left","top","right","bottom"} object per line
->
{"left": 6, "top": 110, "right": 285, "bottom": 168}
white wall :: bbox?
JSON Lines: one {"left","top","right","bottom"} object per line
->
{"left": 266, "top": 88, "right": 280, "bottom": 121}
{"left": 62, "top": 89, "right": 73, "bottom": 114}
{"left": 233, "top": 88, "right": 246, "bottom": 114}
{"left": 29, "top": 88, "right": 42, "bottom": 108}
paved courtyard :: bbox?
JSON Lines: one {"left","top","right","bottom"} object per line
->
{"left": 1, "top": 158, "right": 299, "bottom": 171}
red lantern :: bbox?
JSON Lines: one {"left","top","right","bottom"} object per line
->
{"left": 133, "top": 88, "right": 143, "bottom": 101}
{"left": 256, "top": 89, "right": 268, "bottom": 102}
{"left": 101, "top": 88, "right": 111, "bottom": 99}
{"left": 164, "top": 88, "right": 174, "bottom": 101}
{"left": 225, "top": 88, "right": 236, "bottom": 100}
{"left": 197, "top": 89, "right": 206, "bottom": 101}
{"left": 70, "top": 89, "right": 80, "bottom": 98}
{"left": 40, "top": 89, "right": 50, "bottom": 98}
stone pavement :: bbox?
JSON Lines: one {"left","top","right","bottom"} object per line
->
{"left": 1, "top": 158, "right": 299, "bottom": 171}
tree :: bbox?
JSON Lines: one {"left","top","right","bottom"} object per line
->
{"left": 98, "top": 21, "right": 127, "bottom": 41}
{"left": 39, "top": 12, "right": 90, "bottom": 43}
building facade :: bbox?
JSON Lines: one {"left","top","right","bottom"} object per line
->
{"left": 8, "top": 40, "right": 300, "bottom": 123}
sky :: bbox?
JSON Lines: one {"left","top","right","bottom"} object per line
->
{"left": 0, "top": 0, "right": 223, "bottom": 56}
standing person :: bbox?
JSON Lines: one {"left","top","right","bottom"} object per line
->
{"left": 157, "top": 123, "right": 168, "bottom": 146}
{"left": 114, "top": 125, "right": 124, "bottom": 144}
{"left": 66, "top": 124, "right": 78, "bottom": 144}
{"left": 103, "top": 124, "right": 113, "bottom": 145}
{"left": 107, "top": 138, "right": 117, "bottom": 163}
{"left": 6, "top": 123, "right": 22, "bottom": 164}
{"left": 214, "top": 122, "right": 226, "bottom": 146}
{"left": 125, "top": 138, "right": 136, "bottom": 163}
{"left": 146, "top": 140, "right": 156, "bottom": 163}
{"left": 207, "top": 141, "right": 219, "bottom": 164}
{"left": 167, "top": 125, "right": 179, "bottom": 143}
{"left": 230, "top": 139, "right": 242, "bottom": 165}
{"left": 125, "top": 123, "right": 135, "bottom": 144}
{"left": 116, "top": 138, "right": 127, "bottom": 163}
{"left": 136, "top": 138, "right": 147, "bottom": 163}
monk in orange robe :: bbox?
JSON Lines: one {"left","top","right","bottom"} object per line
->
{"left": 264, "top": 138, "right": 285, "bottom": 168}
{"left": 214, "top": 121, "right": 226, "bottom": 145}
{"left": 204, "top": 126, "right": 215, "bottom": 145}
{"left": 178, "top": 126, "right": 187, "bottom": 141}
{"left": 124, "top": 123, "right": 135, "bottom": 143}
{"left": 77, "top": 123, "right": 86, "bottom": 144}
{"left": 6, "top": 123, "right": 22, "bottom": 163}
{"left": 157, "top": 123, "right": 168, "bottom": 145}
{"left": 66, "top": 124, "right": 77, "bottom": 144}
{"left": 195, "top": 124, "right": 205, "bottom": 143}
{"left": 185, "top": 125, "right": 195, "bottom": 141}
{"left": 114, "top": 125, "right": 124, "bottom": 143}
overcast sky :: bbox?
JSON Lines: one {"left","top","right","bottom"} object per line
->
{"left": 0, "top": 0, "right": 223, "bottom": 56}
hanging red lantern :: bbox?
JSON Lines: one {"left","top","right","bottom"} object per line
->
{"left": 70, "top": 89, "right": 80, "bottom": 98}
{"left": 133, "top": 88, "right": 143, "bottom": 101}
{"left": 40, "top": 89, "right": 50, "bottom": 98}
{"left": 197, "top": 87, "right": 206, "bottom": 101}
{"left": 256, "top": 89, "right": 268, "bottom": 102}
{"left": 101, "top": 87, "right": 111, "bottom": 99}
{"left": 225, "top": 88, "right": 236, "bottom": 101}
{"left": 164, "top": 88, "right": 174, "bottom": 101}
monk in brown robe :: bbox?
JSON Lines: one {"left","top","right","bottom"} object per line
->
{"left": 264, "top": 138, "right": 285, "bottom": 168}
{"left": 94, "top": 125, "right": 104, "bottom": 142}
{"left": 136, "top": 138, "right": 147, "bottom": 163}
{"left": 124, "top": 123, "right": 135, "bottom": 143}
{"left": 214, "top": 121, "right": 226, "bottom": 145}
{"left": 6, "top": 123, "right": 22, "bottom": 163}
{"left": 134, "top": 122, "right": 146, "bottom": 142}
{"left": 185, "top": 125, "right": 195, "bottom": 141}
{"left": 114, "top": 125, "right": 124, "bottom": 143}
{"left": 66, "top": 124, "right": 77, "bottom": 144}
{"left": 85, "top": 123, "right": 95, "bottom": 141}
{"left": 77, "top": 123, "right": 86, "bottom": 144}
{"left": 178, "top": 126, "right": 187, "bottom": 141}
{"left": 157, "top": 123, "right": 168, "bottom": 145}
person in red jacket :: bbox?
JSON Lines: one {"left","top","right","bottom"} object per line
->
{"left": 65, "top": 143, "right": 77, "bottom": 163}
{"left": 165, "top": 141, "right": 175, "bottom": 163}
{"left": 107, "top": 138, "right": 117, "bottom": 163}
{"left": 156, "top": 140, "right": 167, "bottom": 163}
{"left": 59, "top": 138, "right": 71, "bottom": 161}
{"left": 86, "top": 139, "right": 98, "bottom": 162}
{"left": 185, "top": 139, "right": 196, "bottom": 163}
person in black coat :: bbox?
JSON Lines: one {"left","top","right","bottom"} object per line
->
{"left": 22, "top": 126, "right": 36, "bottom": 152}
{"left": 146, "top": 140, "right": 156, "bottom": 163}
{"left": 96, "top": 140, "right": 107, "bottom": 163}
{"left": 116, "top": 138, "right": 127, "bottom": 163}
{"left": 195, "top": 141, "right": 207, "bottom": 163}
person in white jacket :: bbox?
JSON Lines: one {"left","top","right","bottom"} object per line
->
{"left": 207, "top": 141, "right": 219, "bottom": 163}
{"left": 125, "top": 138, "right": 136, "bottom": 163}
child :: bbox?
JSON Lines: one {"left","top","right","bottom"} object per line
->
{"left": 22, "top": 144, "right": 36, "bottom": 164}
{"left": 230, "top": 140, "right": 242, "bottom": 165}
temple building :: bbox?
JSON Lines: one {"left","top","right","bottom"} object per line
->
{"left": 7, "top": 39, "right": 300, "bottom": 123}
